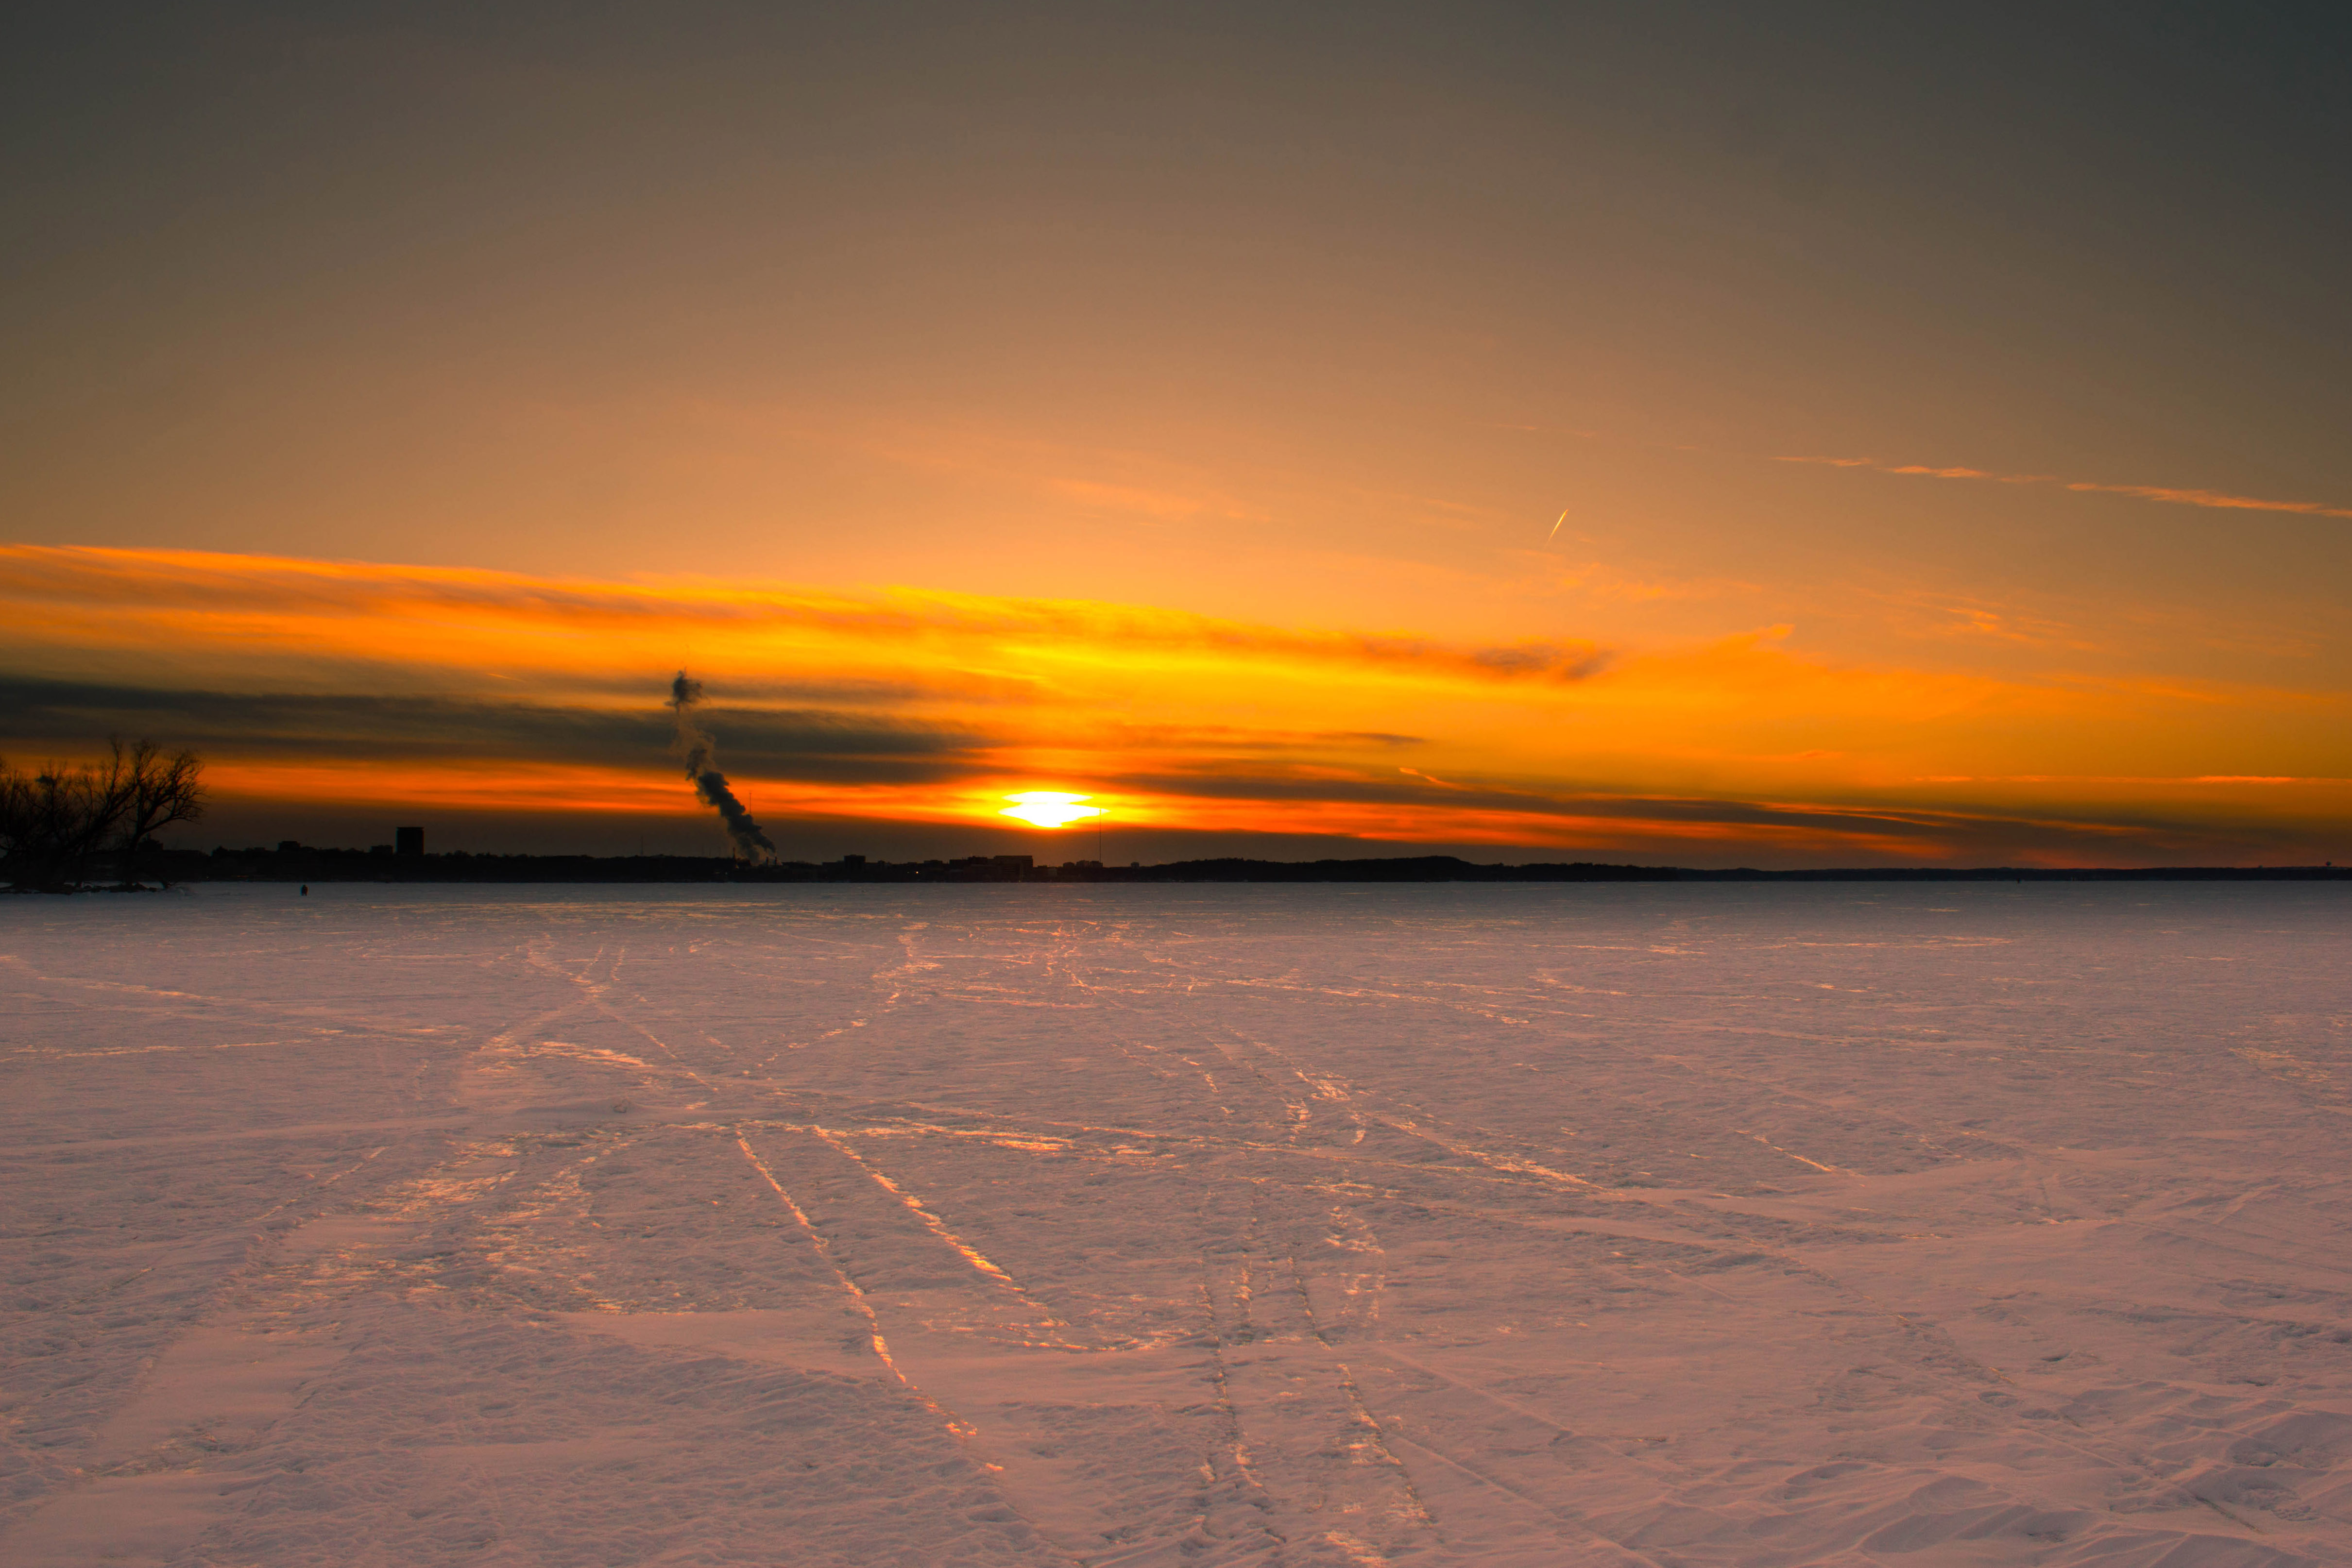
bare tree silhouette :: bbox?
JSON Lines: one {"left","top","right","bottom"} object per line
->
{"left": 116, "top": 740, "right": 207, "bottom": 888}
{"left": 0, "top": 739, "right": 205, "bottom": 893}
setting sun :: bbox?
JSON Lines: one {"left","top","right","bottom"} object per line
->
{"left": 8, "top": 12, "right": 2350, "bottom": 1566}
{"left": 998, "top": 792, "right": 1103, "bottom": 829}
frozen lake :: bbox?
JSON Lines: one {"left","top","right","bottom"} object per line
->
{"left": 4, "top": 883, "right": 2349, "bottom": 1566}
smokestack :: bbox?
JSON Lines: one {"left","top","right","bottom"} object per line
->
{"left": 666, "top": 672, "right": 776, "bottom": 861}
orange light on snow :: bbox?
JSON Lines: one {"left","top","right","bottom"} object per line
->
{"left": 999, "top": 791, "right": 1103, "bottom": 828}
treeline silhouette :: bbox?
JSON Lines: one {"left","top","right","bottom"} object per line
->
{"left": 0, "top": 740, "right": 205, "bottom": 893}
{"left": 135, "top": 849, "right": 2351, "bottom": 886}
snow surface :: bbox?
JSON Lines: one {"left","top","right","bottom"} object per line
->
{"left": 3, "top": 882, "right": 2350, "bottom": 1567}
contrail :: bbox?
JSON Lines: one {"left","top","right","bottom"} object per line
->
{"left": 666, "top": 671, "right": 776, "bottom": 862}
{"left": 1548, "top": 507, "right": 1568, "bottom": 540}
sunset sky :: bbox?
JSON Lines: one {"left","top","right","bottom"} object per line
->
{"left": 5, "top": 4, "right": 2348, "bottom": 865}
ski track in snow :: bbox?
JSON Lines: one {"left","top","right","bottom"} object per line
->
{"left": 2, "top": 883, "right": 2350, "bottom": 1566}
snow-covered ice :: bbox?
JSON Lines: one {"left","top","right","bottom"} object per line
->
{"left": 4, "top": 882, "right": 2350, "bottom": 1567}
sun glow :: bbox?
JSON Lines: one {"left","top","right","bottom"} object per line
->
{"left": 7, "top": 546, "right": 2345, "bottom": 865}
{"left": 999, "top": 791, "right": 1103, "bottom": 829}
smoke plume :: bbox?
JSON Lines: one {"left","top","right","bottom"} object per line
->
{"left": 666, "top": 672, "right": 776, "bottom": 861}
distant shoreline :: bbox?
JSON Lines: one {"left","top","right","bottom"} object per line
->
{"left": 122, "top": 849, "right": 2351, "bottom": 886}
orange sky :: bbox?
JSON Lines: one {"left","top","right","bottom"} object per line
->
{"left": 2, "top": 9, "right": 2347, "bottom": 864}
{"left": 3, "top": 544, "right": 2343, "bottom": 864}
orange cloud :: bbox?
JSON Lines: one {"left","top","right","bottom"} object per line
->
{"left": 4, "top": 545, "right": 2346, "bottom": 864}
{"left": 0, "top": 545, "right": 1607, "bottom": 694}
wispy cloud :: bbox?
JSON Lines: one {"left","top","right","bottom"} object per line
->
{"left": 1543, "top": 559, "right": 1762, "bottom": 604}
{"left": 0, "top": 546, "right": 1611, "bottom": 692}
{"left": 1774, "top": 455, "right": 2352, "bottom": 520}
{"left": 2060, "top": 482, "right": 2352, "bottom": 520}
{"left": 1504, "top": 423, "right": 2352, "bottom": 528}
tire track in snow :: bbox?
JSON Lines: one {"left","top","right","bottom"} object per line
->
{"left": 1198, "top": 1182, "right": 1437, "bottom": 1563}
{"left": 731, "top": 1130, "right": 954, "bottom": 1417}
{"left": 802, "top": 1126, "right": 1084, "bottom": 1349}
{"left": 1152, "top": 1025, "right": 1446, "bottom": 1564}
{"left": 405, "top": 909, "right": 2352, "bottom": 1557}
{"left": 734, "top": 1126, "right": 1184, "bottom": 1566}
{"left": 1162, "top": 1023, "right": 2208, "bottom": 1558}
